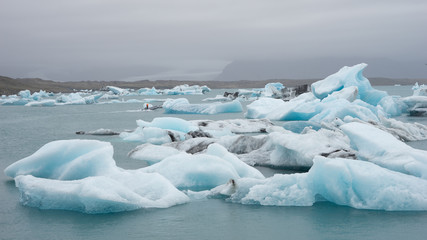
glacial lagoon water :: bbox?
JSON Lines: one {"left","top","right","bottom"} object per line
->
{"left": 1, "top": 86, "right": 427, "bottom": 240}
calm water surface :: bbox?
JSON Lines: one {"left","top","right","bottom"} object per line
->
{"left": 1, "top": 86, "right": 426, "bottom": 240}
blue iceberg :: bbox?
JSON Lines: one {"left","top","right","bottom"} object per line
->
{"left": 163, "top": 98, "right": 243, "bottom": 114}
{"left": 204, "top": 157, "right": 427, "bottom": 211}
{"left": 4, "top": 139, "right": 189, "bottom": 213}
{"left": 246, "top": 63, "right": 407, "bottom": 123}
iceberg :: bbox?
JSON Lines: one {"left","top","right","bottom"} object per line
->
{"left": 4, "top": 140, "right": 119, "bottom": 180}
{"left": 138, "top": 117, "right": 198, "bottom": 133}
{"left": 204, "top": 157, "right": 427, "bottom": 211}
{"left": 120, "top": 117, "right": 199, "bottom": 143}
{"left": 163, "top": 98, "right": 243, "bottom": 114}
{"left": 246, "top": 63, "right": 406, "bottom": 122}
{"left": 162, "top": 84, "right": 211, "bottom": 95}
{"left": 311, "top": 63, "right": 388, "bottom": 105}
{"left": 120, "top": 126, "right": 181, "bottom": 144}
{"left": 25, "top": 99, "right": 56, "bottom": 107}
{"left": 137, "top": 87, "right": 159, "bottom": 95}
{"left": 14, "top": 172, "right": 189, "bottom": 214}
{"left": 106, "top": 86, "right": 130, "bottom": 95}
{"left": 401, "top": 85, "right": 427, "bottom": 116}
{"left": 340, "top": 122, "right": 427, "bottom": 179}
{"left": 5, "top": 139, "right": 189, "bottom": 213}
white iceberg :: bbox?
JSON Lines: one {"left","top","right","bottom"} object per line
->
{"left": 120, "top": 117, "right": 198, "bottom": 143}
{"left": 163, "top": 84, "right": 211, "bottom": 95}
{"left": 106, "top": 86, "right": 130, "bottom": 95}
{"left": 163, "top": 98, "right": 243, "bottom": 114}
{"left": 15, "top": 171, "right": 189, "bottom": 214}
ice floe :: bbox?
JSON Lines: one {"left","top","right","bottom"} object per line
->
{"left": 5, "top": 139, "right": 189, "bottom": 213}
{"left": 196, "top": 157, "right": 427, "bottom": 211}
{"left": 163, "top": 98, "right": 243, "bottom": 114}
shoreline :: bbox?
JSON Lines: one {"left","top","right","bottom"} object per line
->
{"left": 1, "top": 75, "right": 426, "bottom": 95}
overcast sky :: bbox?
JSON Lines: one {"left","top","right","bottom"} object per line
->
{"left": 0, "top": 0, "right": 426, "bottom": 81}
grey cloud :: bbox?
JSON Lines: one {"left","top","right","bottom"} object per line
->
{"left": 0, "top": 0, "right": 426, "bottom": 81}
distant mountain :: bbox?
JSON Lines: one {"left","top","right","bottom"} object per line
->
{"left": 216, "top": 58, "right": 427, "bottom": 81}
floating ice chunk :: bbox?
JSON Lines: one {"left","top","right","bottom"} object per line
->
{"left": 18, "top": 90, "right": 31, "bottom": 98}
{"left": 163, "top": 84, "right": 211, "bottom": 95}
{"left": 1, "top": 96, "right": 30, "bottom": 105}
{"left": 77, "top": 128, "right": 120, "bottom": 136}
{"left": 137, "top": 87, "right": 159, "bottom": 95}
{"left": 128, "top": 144, "right": 181, "bottom": 165}
{"left": 401, "top": 95, "right": 427, "bottom": 116}
{"left": 120, "top": 126, "right": 178, "bottom": 144}
{"left": 142, "top": 144, "right": 264, "bottom": 190}
{"left": 340, "top": 122, "right": 427, "bottom": 179}
{"left": 137, "top": 117, "right": 198, "bottom": 133}
{"left": 14, "top": 171, "right": 189, "bottom": 214}
{"left": 6, "top": 139, "right": 189, "bottom": 213}
{"left": 202, "top": 95, "right": 231, "bottom": 102}
{"left": 308, "top": 157, "right": 427, "bottom": 210}
{"left": 106, "top": 86, "right": 129, "bottom": 95}
{"left": 311, "top": 63, "right": 388, "bottom": 105}
{"left": 163, "top": 98, "right": 243, "bottom": 114}
{"left": 121, "top": 117, "right": 198, "bottom": 143}
{"left": 192, "top": 119, "right": 273, "bottom": 134}
{"left": 246, "top": 92, "right": 382, "bottom": 123}
{"left": 210, "top": 157, "right": 427, "bottom": 211}
{"left": 262, "top": 82, "right": 284, "bottom": 98}
{"left": 25, "top": 99, "right": 56, "bottom": 107}
{"left": 55, "top": 92, "right": 102, "bottom": 105}
{"left": 4, "top": 140, "right": 118, "bottom": 180}
{"left": 268, "top": 128, "right": 354, "bottom": 168}
{"left": 378, "top": 95, "right": 407, "bottom": 117}
{"left": 412, "top": 82, "right": 427, "bottom": 96}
